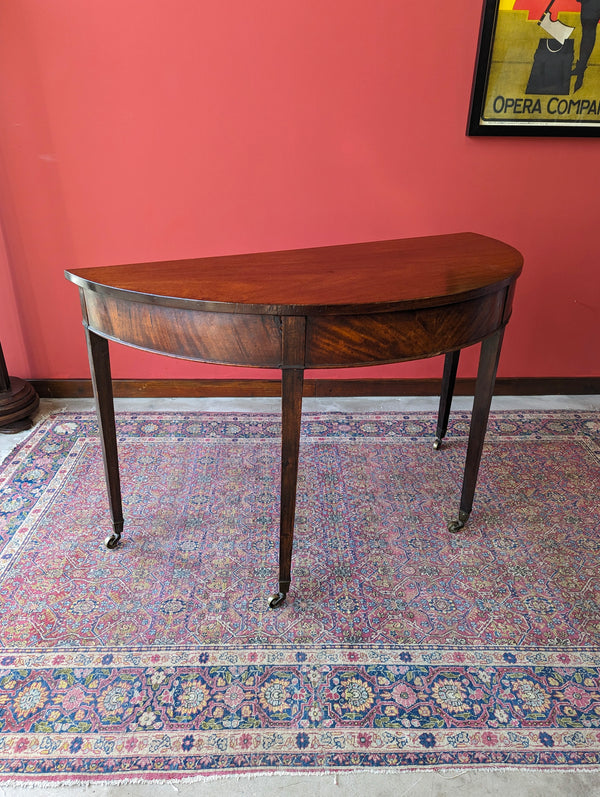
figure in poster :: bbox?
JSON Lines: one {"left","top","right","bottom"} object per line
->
{"left": 573, "top": 0, "right": 600, "bottom": 89}
{"left": 526, "top": 0, "right": 575, "bottom": 95}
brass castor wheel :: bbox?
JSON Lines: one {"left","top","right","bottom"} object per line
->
{"left": 268, "top": 592, "right": 286, "bottom": 608}
{"left": 105, "top": 533, "right": 121, "bottom": 549}
{"left": 448, "top": 510, "right": 470, "bottom": 534}
{"left": 433, "top": 436, "right": 442, "bottom": 450}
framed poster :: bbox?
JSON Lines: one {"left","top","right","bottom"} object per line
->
{"left": 468, "top": 0, "right": 600, "bottom": 135}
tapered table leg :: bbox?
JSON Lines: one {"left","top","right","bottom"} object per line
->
{"left": 449, "top": 328, "right": 504, "bottom": 533}
{"left": 268, "top": 366, "right": 304, "bottom": 608}
{"left": 434, "top": 350, "right": 460, "bottom": 450}
{"left": 85, "top": 328, "right": 124, "bottom": 547}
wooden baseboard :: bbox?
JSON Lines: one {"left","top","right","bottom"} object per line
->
{"left": 30, "top": 377, "right": 600, "bottom": 399}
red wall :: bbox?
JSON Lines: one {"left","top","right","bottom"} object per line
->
{"left": 0, "top": 1, "right": 598, "bottom": 383}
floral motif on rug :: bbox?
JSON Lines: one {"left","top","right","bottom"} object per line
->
{"left": 0, "top": 410, "right": 599, "bottom": 781}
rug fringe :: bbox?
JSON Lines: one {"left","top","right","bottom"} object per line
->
{"left": 3, "top": 764, "right": 600, "bottom": 789}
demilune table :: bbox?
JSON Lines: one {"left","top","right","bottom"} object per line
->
{"left": 65, "top": 232, "right": 523, "bottom": 607}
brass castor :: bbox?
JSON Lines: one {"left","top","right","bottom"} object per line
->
{"left": 448, "top": 510, "right": 470, "bottom": 534}
{"left": 433, "top": 436, "right": 442, "bottom": 450}
{"left": 105, "top": 533, "right": 121, "bottom": 549}
{"left": 268, "top": 592, "right": 286, "bottom": 608}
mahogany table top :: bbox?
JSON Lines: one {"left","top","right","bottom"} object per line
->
{"left": 66, "top": 232, "right": 523, "bottom": 316}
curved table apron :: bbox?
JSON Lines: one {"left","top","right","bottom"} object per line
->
{"left": 65, "top": 232, "right": 523, "bottom": 607}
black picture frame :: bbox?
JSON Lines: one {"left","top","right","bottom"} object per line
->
{"left": 468, "top": 0, "right": 600, "bottom": 136}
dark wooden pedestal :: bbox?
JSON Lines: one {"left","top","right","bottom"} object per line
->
{"left": 0, "top": 343, "right": 39, "bottom": 434}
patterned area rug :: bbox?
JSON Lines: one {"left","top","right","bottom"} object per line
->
{"left": 0, "top": 409, "right": 599, "bottom": 783}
